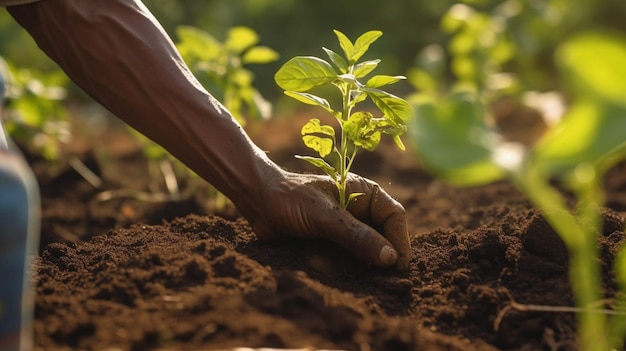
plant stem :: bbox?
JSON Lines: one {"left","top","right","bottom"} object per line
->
{"left": 337, "top": 74, "right": 357, "bottom": 209}
{"left": 338, "top": 88, "right": 350, "bottom": 208}
{"left": 516, "top": 166, "right": 608, "bottom": 351}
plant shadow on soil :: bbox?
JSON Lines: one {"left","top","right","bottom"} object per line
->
{"left": 27, "top": 111, "right": 626, "bottom": 351}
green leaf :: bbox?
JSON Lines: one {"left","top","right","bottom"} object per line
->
{"left": 333, "top": 30, "right": 354, "bottom": 62}
{"left": 533, "top": 100, "right": 626, "bottom": 174}
{"left": 337, "top": 73, "right": 360, "bottom": 86}
{"left": 347, "top": 192, "right": 365, "bottom": 206}
{"left": 344, "top": 111, "right": 381, "bottom": 151}
{"left": 225, "top": 26, "right": 259, "bottom": 54}
{"left": 352, "top": 30, "right": 383, "bottom": 62}
{"left": 353, "top": 59, "right": 380, "bottom": 78}
{"left": 176, "top": 26, "right": 221, "bottom": 62}
{"left": 363, "top": 88, "right": 413, "bottom": 126}
{"left": 295, "top": 155, "right": 338, "bottom": 178}
{"left": 532, "top": 33, "right": 626, "bottom": 176}
{"left": 14, "top": 98, "right": 44, "bottom": 127}
{"left": 407, "top": 68, "right": 439, "bottom": 95}
{"left": 350, "top": 91, "right": 368, "bottom": 106}
{"left": 409, "top": 91, "right": 504, "bottom": 186}
{"left": 323, "top": 47, "right": 348, "bottom": 73}
{"left": 301, "top": 118, "right": 335, "bottom": 157}
{"left": 302, "top": 118, "right": 335, "bottom": 137}
{"left": 284, "top": 91, "right": 333, "bottom": 113}
{"left": 367, "top": 75, "right": 406, "bottom": 88}
{"left": 242, "top": 46, "right": 279, "bottom": 64}
{"left": 556, "top": 32, "right": 626, "bottom": 105}
{"left": 275, "top": 56, "right": 337, "bottom": 92}
{"left": 392, "top": 135, "right": 406, "bottom": 151}
{"left": 441, "top": 4, "right": 474, "bottom": 33}
{"left": 303, "top": 135, "right": 334, "bottom": 157}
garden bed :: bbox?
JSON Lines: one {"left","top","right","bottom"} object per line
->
{"left": 28, "top": 112, "right": 626, "bottom": 351}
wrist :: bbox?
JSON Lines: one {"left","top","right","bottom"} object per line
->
{"left": 227, "top": 150, "right": 286, "bottom": 221}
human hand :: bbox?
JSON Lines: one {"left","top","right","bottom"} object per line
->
{"left": 243, "top": 171, "right": 411, "bottom": 270}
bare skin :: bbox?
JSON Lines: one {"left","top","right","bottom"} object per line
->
{"left": 6, "top": 0, "right": 411, "bottom": 270}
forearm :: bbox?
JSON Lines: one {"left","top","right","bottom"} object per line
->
{"left": 7, "top": 0, "right": 282, "bottom": 214}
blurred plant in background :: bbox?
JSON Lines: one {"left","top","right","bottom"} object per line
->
{"left": 407, "top": 1, "right": 626, "bottom": 349}
{"left": 100, "top": 25, "right": 278, "bottom": 210}
{"left": 0, "top": 59, "right": 72, "bottom": 172}
{"left": 176, "top": 25, "right": 278, "bottom": 126}
{"left": 0, "top": 0, "right": 626, "bottom": 347}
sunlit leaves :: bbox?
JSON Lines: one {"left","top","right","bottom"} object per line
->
{"left": 242, "top": 46, "right": 279, "bottom": 64}
{"left": 323, "top": 47, "right": 348, "bottom": 73}
{"left": 344, "top": 112, "right": 381, "bottom": 151}
{"left": 439, "top": 3, "right": 516, "bottom": 94}
{"left": 176, "top": 26, "right": 221, "bottom": 62}
{"left": 176, "top": 25, "right": 278, "bottom": 125}
{"left": 274, "top": 29, "right": 409, "bottom": 208}
{"left": 274, "top": 56, "right": 337, "bottom": 91}
{"left": 366, "top": 75, "right": 406, "bottom": 89}
{"left": 363, "top": 88, "right": 413, "bottom": 126}
{"left": 295, "top": 155, "right": 337, "bottom": 178}
{"left": 284, "top": 91, "right": 332, "bottom": 112}
{"left": 556, "top": 32, "right": 626, "bottom": 105}
{"left": 223, "top": 26, "right": 257, "bottom": 54}
{"left": 353, "top": 59, "right": 380, "bottom": 78}
{"left": 301, "top": 118, "right": 335, "bottom": 157}
{"left": 534, "top": 32, "right": 626, "bottom": 174}
{"left": 410, "top": 91, "right": 504, "bottom": 186}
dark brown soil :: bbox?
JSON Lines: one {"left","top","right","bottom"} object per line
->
{"left": 27, "top": 111, "right": 626, "bottom": 351}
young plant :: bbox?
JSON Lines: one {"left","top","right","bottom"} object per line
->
{"left": 410, "top": 32, "right": 626, "bottom": 351}
{"left": 109, "top": 26, "right": 278, "bottom": 208}
{"left": 274, "top": 29, "right": 412, "bottom": 208}
{"left": 176, "top": 25, "right": 279, "bottom": 126}
{"left": 1, "top": 60, "right": 72, "bottom": 167}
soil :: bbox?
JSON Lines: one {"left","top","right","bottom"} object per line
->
{"left": 24, "top": 110, "right": 626, "bottom": 351}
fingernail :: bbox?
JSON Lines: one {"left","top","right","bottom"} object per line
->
{"left": 379, "top": 245, "right": 398, "bottom": 266}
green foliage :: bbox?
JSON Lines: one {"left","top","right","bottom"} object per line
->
{"left": 534, "top": 32, "right": 626, "bottom": 175}
{"left": 410, "top": 31, "right": 626, "bottom": 351}
{"left": 176, "top": 25, "right": 279, "bottom": 126}
{"left": 2, "top": 60, "right": 71, "bottom": 163}
{"left": 441, "top": 3, "right": 517, "bottom": 94}
{"left": 116, "top": 25, "right": 278, "bottom": 208}
{"left": 410, "top": 89, "right": 502, "bottom": 186}
{"left": 275, "top": 30, "right": 412, "bottom": 208}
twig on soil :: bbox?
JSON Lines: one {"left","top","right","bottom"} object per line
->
{"left": 94, "top": 188, "right": 185, "bottom": 203}
{"left": 53, "top": 224, "right": 82, "bottom": 243}
{"left": 494, "top": 293, "right": 626, "bottom": 332}
{"left": 69, "top": 156, "right": 103, "bottom": 188}
{"left": 159, "top": 159, "right": 179, "bottom": 195}
{"left": 151, "top": 348, "right": 349, "bottom": 351}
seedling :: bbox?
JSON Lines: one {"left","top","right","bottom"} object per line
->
{"left": 1, "top": 61, "right": 75, "bottom": 170}
{"left": 410, "top": 32, "right": 626, "bottom": 351}
{"left": 108, "top": 26, "right": 278, "bottom": 208}
{"left": 176, "top": 25, "right": 279, "bottom": 126}
{"left": 274, "top": 30, "right": 412, "bottom": 208}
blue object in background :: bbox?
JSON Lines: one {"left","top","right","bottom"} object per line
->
{"left": 0, "top": 56, "right": 41, "bottom": 351}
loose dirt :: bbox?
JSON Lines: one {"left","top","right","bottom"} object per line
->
{"left": 27, "top": 112, "right": 626, "bottom": 351}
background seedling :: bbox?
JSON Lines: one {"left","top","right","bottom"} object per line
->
{"left": 102, "top": 26, "right": 278, "bottom": 209}
{"left": 274, "top": 29, "right": 412, "bottom": 208}
{"left": 410, "top": 31, "right": 626, "bottom": 351}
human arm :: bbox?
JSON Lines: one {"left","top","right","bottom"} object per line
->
{"left": 7, "top": 0, "right": 410, "bottom": 269}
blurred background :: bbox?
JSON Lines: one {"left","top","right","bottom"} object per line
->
{"left": 1, "top": 0, "right": 626, "bottom": 185}
{"left": 2, "top": 0, "right": 626, "bottom": 101}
